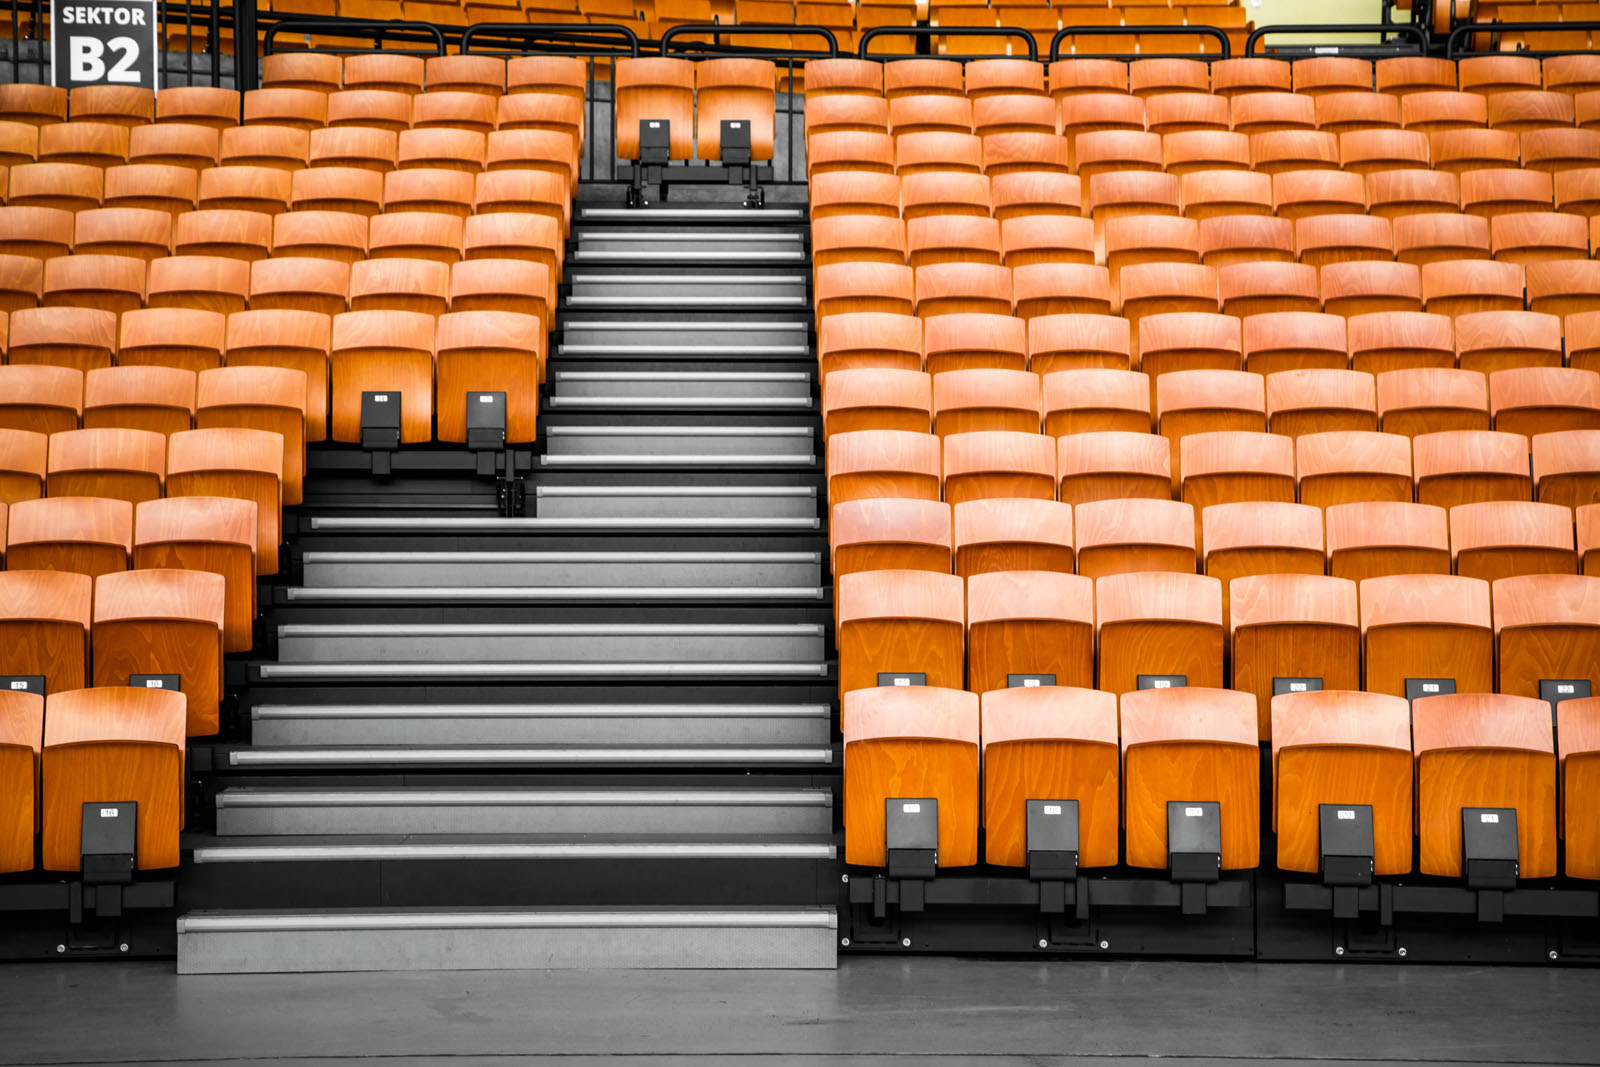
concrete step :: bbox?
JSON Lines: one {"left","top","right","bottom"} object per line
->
{"left": 223, "top": 744, "right": 836, "bottom": 769}
{"left": 558, "top": 320, "right": 809, "bottom": 357}
{"left": 568, "top": 273, "right": 806, "bottom": 303}
{"left": 177, "top": 906, "right": 837, "bottom": 973}
{"left": 544, "top": 425, "right": 814, "bottom": 457}
{"left": 305, "top": 515, "right": 822, "bottom": 534}
{"left": 577, "top": 206, "right": 807, "bottom": 223}
{"left": 248, "top": 702, "right": 833, "bottom": 747}
{"left": 299, "top": 550, "right": 823, "bottom": 588}
{"left": 275, "top": 621, "right": 826, "bottom": 664}
{"left": 552, "top": 370, "right": 813, "bottom": 399}
{"left": 533, "top": 485, "right": 818, "bottom": 520}
{"left": 284, "top": 586, "right": 826, "bottom": 603}
{"left": 190, "top": 836, "right": 837, "bottom": 865}
{"left": 574, "top": 232, "right": 806, "bottom": 261}
{"left": 215, "top": 785, "right": 833, "bottom": 837}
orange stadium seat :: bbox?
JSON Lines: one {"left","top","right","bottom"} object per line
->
{"left": 1250, "top": 130, "right": 1341, "bottom": 176}
{"left": 1165, "top": 132, "right": 1252, "bottom": 176}
{"left": 980, "top": 685, "right": 1120, "bottom": 869}
{"left": 1532, "top": 429, "right": 1600, "bottom": 510}
{"left": 0, "top": 205, "right": 73, "bottom": 260}
{"left": 1584, "top": 504, "right": 1600, "bottom": 573}
{"left": 1271, "top": 689, "right": 1414, "bottom": 875}
{"left": 114, "top": 307, "right": 225, "bottom": 374}
{"left": 82, "top": 366, "right": 195, "bottom": 436}
{"left": 814, "top": 262, "right": 914, "bottom": 321}
{"left": 434, "top": 310, "right": 542, "bottom": 447}
{"left": 1450, "top": 501, "right": 1576, "bottom": 582}
{"left": 1366, "top": 169, "right": 1461, "bottom": 219}
{"left": 40, "top": 254, "right": 145, "bottom": 316}
{"left": 242, "top": 88, "right": 329, "bottom": 132}
{"left": 1413, "top": 692, "right": 1556, "bottom": 880}
{"left": 1490, "top": 367, "right": 1600, "bottom": 435}
{"left": 1233, "top": 575, "right": 1362, "bottom": 739}
{"left": 1522, "top": 129, "right": 1600, "bottom": 174}
{"left": 105, "top": 164, "right": 200, "bottom": 218}
{"left": 1242, "top": 312, "right": 1347, "bottom": 375}
{"left": 1559, "top": 698, "right": 1600, "bottom": 880}
{"left": 1413, "top": 429, "right": 1531, "bottom": 508}
{"left": 0, "top": 365, "right": 81, "bottom": 436}
{"left": 366, "top": 213, "right": 465, "bottom": 264}
{"left": 811, "top": 216, "right": 905, "bottom": 268}
{"left": 989, "top": 173, "right": 1083, "bottom": 221}
{"left": 923, "top": 313, "right": 1025, "bottom": 374}
{"left": 1361, "top": 573, "right": 1494, "bottom": 698}
{"left": 1265, "top": 369, "right": 1378, "bottom": 438}
{"left": 1493, "top": 574, "right": 1600, "bottom": 704}
{"left": 155, "top": 87, "right": 240, "bottom": 130}
{"left": 1491, "top": 211, "right": 1589, "bottom": 264}
{"left": 0, "top": 688, "right": 42, "bottom": 873}
{"left": 1375, "top": 368, "right": 1490, "bottom": 438}
{"left": 1056, "top": 431, "right": 1170, "bottom": 508}
{"left": 4, "top": 496, "right": 131, "bottom": 578}
{"left": 1322, "top": 96, "right": 1405, "bottom": 138}
{"left": 134, "top": 496, "right": 258, "bottom": 654}
{"left": 1296, "top": 430, "right": 1414, "bottom": 509}
{"left": 1120, "top": 686, "right": 1258, "bottom": 869}
{"left": 91, "top": 568, "right": 225, "bottom": 737}
{"left": 966, "top": 569, "right": 1095, "bottom": 694}
{"left": 837, "top": 569, "right": 965, "bottom": 695}
{"left": 913, "top": 263, "right": 1011, "bottom": 318}
{"left": 952, "top": 497, "right": 1074, "bottom": 576}
{"left": 0, "top": 568, "right": 90, "bottom": 693}
{"left": 8, "top": 163, "right": 102, "bottom": 213}
{"left": 1527, "top": 260, "right": 1600, "bottom": 319}
{"left": 1346, "top": 310, "right": 1455, "bottom": 375}
{"left": 906, "top": 215, "right": 1000, "bottom": 269}
{"left": 196, "top": 366, "right": 309, "bottom": 505}
{"left": 226, "top": 309, "right": 332, "bottom": 442}
{"left": 0, "top": 429, "right": 47, "bottom": 504}
{"left": 817, "top": 313, "right": 923, "bottom": 376}
{"left": 1217, "top": 262, "right": 1320, "bottom": 319}
{"left": 1180, "top": 431, "right": 1297, "bottom": 537}
{"left": 328, "top": 310, "right": 435, "bottom": 446}
{"left": 829, "top": 496, "right": 950, "bottom": 577}
{"left": 1392, "top": 212, "right": 1491, "bottom": 265}
{"left": 1155, "top": 368, "right": 1265, "bottom": 485}
{"left": 826, "top": 429, "right": 941, "bottom": 504}
{"left": 1321, "top": 261, "right": 1423, "bottom": 318}
{"left": 1042, "top": 369, "right": 1150, "bottom": 436}
{"left": 1073, "top": 497, "right": 1195, "bottom": 579}
{"left": 931, "top": 368, "right": 1039, "bottom": 436}
{"left": 1295, "top": 214, "right": 1393, "bottom": 268}
{"left": 1104, "top": 216, "right": 1201, "bottom": 286}
{"left": 1147, "top": 94, "right": 1230, "bottom": 138}
{"left": 8, "top": 306, "right": 118, "bottom": 372}
{"left": 1430, "top": 128, "right": 1519, "bottom": 174}
{"left": 40, "top": 686, "right": 185, "bottom": 871}
{"left": 197, "top": 165, "right": 292, "bottom": 215}
{"left": 1325, "top": 500, "right": 1450, "bottom": 584}
{"left": 222, "top": 125, "right": 313, "bottom": 171}
{"left": 1198, "top": 216, "right": 1296, "bottom": 268}
{"left": 165, "top": 427, "right": 283, "bottom": 576}
{"left": 842, "top": 685, "right": 979, "bottom": 868}
{"left": 45, "top": 427, "right": 164, "bottom": 504}
{"left": 809, "top": 174, "right": 902, "bottom": 222}
{"left": 127, "top": 125, "right": 219, "bottom": 172}
{"left": 942, "top": 430, "right": 1054, "bottom": 506}
{"left": 1029, "top": 315, "right": 1131, "bottom": 375}
{"left": 1202, "top": 499, "right": 1324, "bottom": 618}
{"left": 998, "top": 216, "right": 1093, "bottom": 270}
{"left": 1012, "top": 264, "right": 1113, "bottom": 319}
{"left": 0, "top": 255, "right": 44, "bottom": 312}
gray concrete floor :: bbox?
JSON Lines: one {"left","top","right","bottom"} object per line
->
{"left": 0, "top": 957, "right": 1593, "bottom": 1066}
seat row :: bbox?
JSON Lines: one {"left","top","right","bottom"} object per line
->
{"left": 812, "top": 260, "right": 1600, "bottom": 326}
{"left": 830, "top": 495, "right": 1600, "bottom": 584}
{"left": 0, "top": 686, "right": 186, "bottom": 874}
{"left": 826, "top": 427, "right": 1587, "bottom": 512}
{"left": 822, "top": 308, "right": 1600, "bottom": 377}
{"left": 810, "top": 93, "right": 1600, "bottom": 147}
{"left": 0, "top": 209, "right": 565, "bottom": 290}
{"left": 0, "top": 495, "right": 258, "bottom": 654}
{"left": 856, "top": 314, "right": 1600, "bottom": 389}
{"left": 813, "top": 170, "right": 1600, "bottom": 228}
{"left": 0, "top": 569, "right": 226, "bottom": 734}
{"left": 0, "top": 308, "right": 541, "bottom": 447}
{"left": 838, "top": 566, "right": 1596, "bottom": 724}
{"left": 802, "top": 55, "right": 1600, "bottom": 100}
{"left": 0, "top": 426, "right": 283, "bottom": 574}
{"left": 843, "top": 683, "right": 1600, "bottom": 882}
{"left": 0, "top": 165, "right": 572, "bottom": 224}
{"left": 0, "top": 56, "right": 589, "bottom": 125}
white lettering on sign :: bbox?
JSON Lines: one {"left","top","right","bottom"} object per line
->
{"left": 62, "top": 5, "right": 148, "bottom": 23}
{"left": 100, "top": 808, "right": 119, "bottom": 818}
{"left": 68, "top": 34, "right": 143, "bottom": 82}
{"left": 648, "top": 121, "right": 661, "bottom": 128}
{"left": 1481, "top": 812, "right": 1500, "bottom": 824}
{"left": 1338, "top": 810, "right": 1356, "bottom": 820}
{"left": 144, "top": 678, "right": 165, "bottom": 688}
{"left": 1422, "top": 683, "right": 1440, "bottom": 692}
{"left": 892, "top": 676, "right": 911, "bottom": 686}
{"left": 1558, "top": 684, "right": 1576, "bottom": 694}
{"left": 1185, "top": 806, "right": 1204, "bottom": 817}
{"left": 1289, "top": 682, "right": 1307, "bottom": 692}
{"left": 1043, "top": 804, "right": 1062, "bottom": 816}
{"left": 1022, "top": 677, "right": 1040, "bottom": 687}
{"left": 902, "top": 802, "right": 921, "bottom": 814}
{"left": 9, "top": 681, "right": 27, "bottom": 690}
{"left": 478, "top": 395, "right": 494, "bottom": 403}
{"left": 374, "top": 394, "right": 389, "bottom": 402}
{"left": 1153, "top": 679, "right": 1171, "bottom": 689}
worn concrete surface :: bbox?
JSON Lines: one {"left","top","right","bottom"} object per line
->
{"left": 0, "top": 957, "right": 1592, "bottom": 1065}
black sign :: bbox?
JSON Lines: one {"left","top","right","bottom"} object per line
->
{"left": 53, "top": 0, "right": 158, "bottom": 92}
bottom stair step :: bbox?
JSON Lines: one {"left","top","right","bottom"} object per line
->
{"left": 177, "top": 906, "right": 838, "bottom": 973}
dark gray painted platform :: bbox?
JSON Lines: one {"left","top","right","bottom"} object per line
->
{"left": 0, "top": 957, "right": 1594, "bottom": 1065}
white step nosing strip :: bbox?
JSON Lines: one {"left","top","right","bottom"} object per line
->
{"left": 556, "top": 345, "right": 812, "bottom": 357}
{"left": 554, "top": 371, "right": 813, "bottom": 382}
{"left": 574, "top": 252, "right": 807, "bottom": 262}
{"left": 303, "top": 551, "right": 821, "bottom": 563}
{"left": 217, "top": 788, "right": 831, "bottom": 809}
{"left": 228, "top": 746, "right": 835, "bottom": 766}
{"left": 256, "top": 663, "right": 832, "bottom": 679}
{"left": 567, "top": 297, "right": 809, "bottom": 307}
{"left": 546, "top": 425, "right": 812, "bottom": 437}
{"left": 251, "top": 704, "right": 833, "bottom": 720}
{"left": 546, "top": 398, "right": 813, "bottom": 409}
{"left": 279, "top": 622, "right": 824, "bottom": 636}
{"left": 179, "top": 908, "right": 837, "bottom": 934}
{"left": 576, "top": 232, "right": 803, "bottom": 242}
{"left": 534, "top": 485, "right": 815, "bottom": 498}
{"left": 307, "top": 516, "right": 821, "bottom": 530}
{"left": 192, "top": 842, "right": 837, "bottom": 863}
{"left": 569, "top": 274, "right": 805, "bottom": 284}
{"left": 561, "top": 322, "right": 806, "bottom": 332}
{"left": 539, "top": 455, "right": 818, "bottom": 467}
{"left": 286, "top": 587, "right": 827, "bottom": 602}
{"left": 577, "top": 207, "right": 805, "bottom": 219}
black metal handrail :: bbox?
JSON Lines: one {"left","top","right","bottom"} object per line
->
{"left": 1446, "top": 19, "right": 1600, "bottom": 56}
{"left": 262, "top": 17, "right": 447, "bottom": 55}
{"left": 859, "top": 24, "right": 1038, "bottom": 61}
{"left": 1048, "top": 23, "right": 1230, "bottom": 62}
{"left": 1245, "top": 22, "right": 1427, "bottom": 55}
{"left": 460, "top": 22, "right": 640, "bottom": 56}
{"left": 659, "top": 22, "right": 839, "bottom": 59}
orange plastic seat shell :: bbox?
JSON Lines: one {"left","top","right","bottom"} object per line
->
{"left": 1232, "top": 573, "right": 1361, "bottom": 738}
{"left": 966, "top": 569, "right": 1094, "bottom": 694}
{"left": 1095, "top": 570, "right": 1223, "bottom": 695}
{"left": 837, "top": 569, "right": 965, "bottom": 695}
{"left": 91, "top": 568, "right": 225, "bottom": 736}
{"left": 1360, "top": 573, "right": 1495, "bottom": 698}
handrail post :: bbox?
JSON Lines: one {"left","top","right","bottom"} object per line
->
{"left": 236, "top": 0, "right": 259, "bottom": 90}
